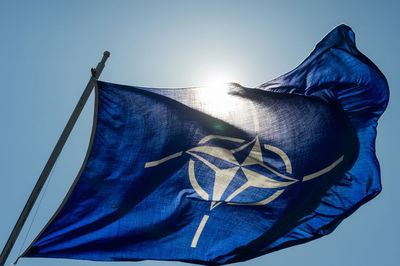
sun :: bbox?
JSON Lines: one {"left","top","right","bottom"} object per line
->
{"left": 196, "top": 75, "right": 237, "bottom": 117}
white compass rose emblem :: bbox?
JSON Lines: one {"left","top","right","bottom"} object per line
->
{"left": 186, "top": 135, "right": 296, "bottom": 210}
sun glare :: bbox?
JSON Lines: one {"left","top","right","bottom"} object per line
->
{"left": 196, "top": 75, "right": 239, "bottom": 118}
{"left": 204, "top": 76, "right": 231, "bottom": 89}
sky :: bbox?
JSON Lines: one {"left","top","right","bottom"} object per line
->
{"left": 0, "top": 0, "right": 399, "bottom": 266}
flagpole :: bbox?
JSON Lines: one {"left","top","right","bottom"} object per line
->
{"left": 0, "top": 51, "right": 110, "bottom": 266}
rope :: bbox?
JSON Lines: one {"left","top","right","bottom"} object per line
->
{"left": 17, "top": 67, "right": 97, "bottom": 259}
{"left": 17, "top": 159, "right": 58, "bottom": 256}
{"left": 13, "top": 67, "right": 99, "bottom": 264}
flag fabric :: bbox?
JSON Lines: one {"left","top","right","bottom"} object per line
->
{"left": 21, "top": 25, "right": 388, "bottom": 264}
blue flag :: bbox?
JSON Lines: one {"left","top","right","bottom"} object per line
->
{"left": 21, "top": 25, "right": 388, "bottom": 264}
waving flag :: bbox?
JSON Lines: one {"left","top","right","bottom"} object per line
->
{"left": 20, "top": 25, "right": 388, "bottom": 264}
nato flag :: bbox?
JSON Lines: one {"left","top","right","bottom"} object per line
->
{"left": 21, "top": 25, "right": 388, "bottom": 264}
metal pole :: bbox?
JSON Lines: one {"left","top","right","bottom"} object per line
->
{"left": 0, "top": 51, "right": 110, "bottom": 266}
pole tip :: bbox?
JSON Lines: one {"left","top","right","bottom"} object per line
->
{"left": 103, "top": 51, "right": 110, "bottom": 57}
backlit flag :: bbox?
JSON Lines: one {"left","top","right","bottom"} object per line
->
{"left": 20, "top": 25, "right": 388, "bottom": 264}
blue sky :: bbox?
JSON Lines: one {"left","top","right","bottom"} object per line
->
{"left": 0, "top": 1, "right": 399, "bottom": 265}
